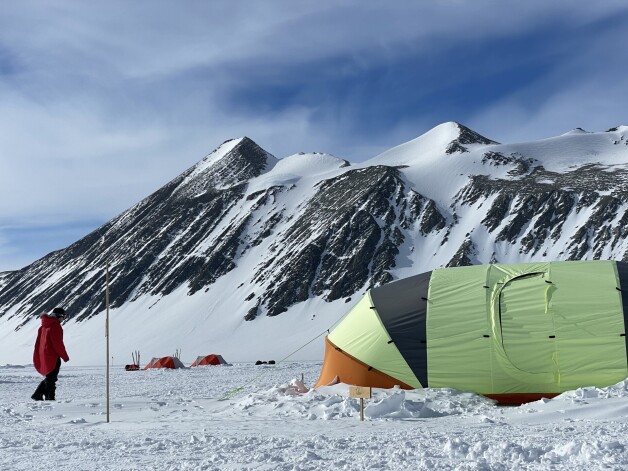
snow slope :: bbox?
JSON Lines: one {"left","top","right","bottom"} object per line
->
{"left": 368, "top": 122, "right": 628, "bottom": 203}
{"left": 2, "top": 122, "right": 628, "bottom": 371}
{"left": 2, "top": 362, "right": 628, "bottom": 470}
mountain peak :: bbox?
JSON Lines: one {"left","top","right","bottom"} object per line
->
{"left": 368, "top": 122, "right": 497, "bottom": 168}
{"left": 607, "top": 125, "right": 628, "bottom": 133}
{"left": 406, "top": 122, "right": 498, "bottom": 154}
{"left": 177, "top": 137, "right": 278, "bottom": 194}
{"left": 561, "top": 127, "right": 590, "bottom": 136}
{"left": 443, "top": 122, "right": 498, "bottom": 154}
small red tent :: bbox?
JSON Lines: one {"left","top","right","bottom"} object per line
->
{"left": 190, "top": 354, "right": 229, "bottom": 367}
{"left": 144, "top": 356, "right": 186, "bottom": 370}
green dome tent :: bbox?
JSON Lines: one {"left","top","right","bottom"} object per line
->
{"left": 315, "top": 260, "right": 628, "bottom": 403}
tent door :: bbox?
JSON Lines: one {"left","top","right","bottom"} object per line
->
{"left": 499, "top": 273, "right": 556, "bottom": 374}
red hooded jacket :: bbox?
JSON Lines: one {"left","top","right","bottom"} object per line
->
{"left": 33, "top": 314, "right": 69, "bottom": 375}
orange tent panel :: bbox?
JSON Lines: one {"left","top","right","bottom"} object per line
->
{"left": 314, "top": 337, "right": 412, "bottom": 389}
{"left": 144, "top": 356, "right": 185, "bottom": 369}
{"left": 191, "top": 354, "right": 227, "bottom": 366}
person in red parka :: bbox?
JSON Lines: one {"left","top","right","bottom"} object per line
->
{"left": 32, "top": 307, "right": 70, "bottom": 401}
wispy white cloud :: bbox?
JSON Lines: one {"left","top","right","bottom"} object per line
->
{"left": 0, "top": 0, "right": 627, "bottom": 270}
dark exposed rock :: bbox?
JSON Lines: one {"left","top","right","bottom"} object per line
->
{"left": 482, "top": 193, "right": 514, "bottom": 232}
{"left": 566, "top": 196, "right": 623, "bottom": 259}
{"left": 253, "top": 165, "right": 446, "bottom": 316}
{"left": 244, "top": 303, "right": 259, "bottom": 321}
{"left": 481, "top": 151, "right": 512, "bottom": 166}
{"left": 420, "top": 200, "right": 447, "bottom": 234}
{"left": 453, "top": 161, "right": 628, "bottom": 254}
{"left": 446, "top": 141, "right": 471, "bottom": 154}
{"left": 446, "top": 238, "right": 478, "bottom": 267}
{"left": 0, "top": 137, "right": 276, "bottom": 323}
{"left": 508, "top": 154, "right": 536, "bottom": 177}
{"left": 445, "top": 123, "right": 498, "bottom": 154}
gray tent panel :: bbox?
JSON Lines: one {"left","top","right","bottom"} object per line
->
{"left": 615, "top": 261, "right": 628, "bottom": 362}
{"left": 370, "top": 271, "right": 431, "bottom": 387}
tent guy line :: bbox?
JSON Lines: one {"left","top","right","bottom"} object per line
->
{"left": 220, "top": 327, "right": 332, "bottom": 401}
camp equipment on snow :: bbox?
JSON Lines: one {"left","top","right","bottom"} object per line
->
{"left": 144, "top": 356, "right": 186, "bottom": 369}
{"left": 125, "top": 350, "right": 141, "bottom": 371}
{"left": 315, "top": 260, "right": 628, "bottom": 404}
{"left": 190, "top": 354, "right": 229, "bottom": 366}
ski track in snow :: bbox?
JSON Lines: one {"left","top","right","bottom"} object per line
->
{"left": 2, "top": 363, "right": 628, "bottom": 470}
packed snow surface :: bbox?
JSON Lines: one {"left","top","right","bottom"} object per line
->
{"left": 2, "top": 362, "right": 628, "bottom": 470}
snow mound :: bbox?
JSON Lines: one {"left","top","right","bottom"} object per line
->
{"left": 247, "top": 152, "right": 347, "bottom": 192}
{"left": 553, "top": 378, "right": 628, "bottom": 402}
{"left": 229, "top": 380, "right": 496, "bottom": 421}
{"left": 273, "top": 152, "right": 348, "bottom": 177}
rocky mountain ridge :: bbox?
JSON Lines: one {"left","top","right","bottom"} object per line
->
{"left": 1, "top": 122, "right": 628, "bottom": 331}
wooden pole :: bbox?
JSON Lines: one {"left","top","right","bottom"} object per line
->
{"left": 106, "top": 260, "right": 110, "bottom": 423}
{"left": 360, "top": 398, "right": 364, "bottom": 421}
{"left": 349, "top": 386, "right": 370, "bottom": 422}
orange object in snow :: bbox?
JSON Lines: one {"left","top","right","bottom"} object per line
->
{"left": 190, "top": 354, "right": 229, "bottom": 366}
{"left": 314, "top": 337, "right": 412, "bottom": 389}
{"left": 143, "top": 356, "right": 186, "bottom": 369}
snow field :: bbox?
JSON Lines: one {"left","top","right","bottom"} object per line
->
{"left": 3, "top": 362, "right": 628, "bottom": 470}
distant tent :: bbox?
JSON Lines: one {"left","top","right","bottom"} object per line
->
{"left": 315, "top": 260, "right": 628, "bottom": 404}
{"left": 190, "top": 354, "right": 229, "bottom": 366}
{"left": 144, "top": 356, "right": 186, "bottom": 370}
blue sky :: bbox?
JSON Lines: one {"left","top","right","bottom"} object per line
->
{"left": 1, "top": 1, "right": 627, "bottom": 271}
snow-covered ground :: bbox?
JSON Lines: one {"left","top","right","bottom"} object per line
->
{"left": 2, "top": 362, "right": 628, "bottom": 470}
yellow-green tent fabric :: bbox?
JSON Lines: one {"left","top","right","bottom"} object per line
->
{"left": 315, "top": 260, "right": 628, "bottom": 403}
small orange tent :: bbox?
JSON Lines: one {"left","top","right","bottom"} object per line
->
{"left": 144, "top": 356, "right": 186, "bottom": 369}
{"left": 190, "top": 354, "right": 229, "bottom": 366}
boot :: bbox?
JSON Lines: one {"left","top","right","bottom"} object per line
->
{"left": 31, "top": 381, "right": 46, "bottom": 401}
{"left": 44, "top": 380, "right": 56, "bottom": 401}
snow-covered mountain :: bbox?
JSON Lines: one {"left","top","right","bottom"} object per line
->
{"left": 2, "top": 122, "right": 628, "bottom": 365}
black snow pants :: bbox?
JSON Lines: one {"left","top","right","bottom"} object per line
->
{"left": 32, "top": 358, "right": 61, "bottom": 401}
